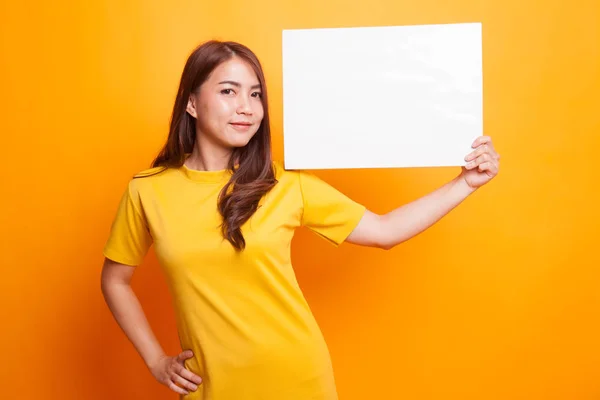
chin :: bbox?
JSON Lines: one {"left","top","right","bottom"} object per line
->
{"left": 226, "top": 132, "right": 257, "bottom": 148}
{"left": 222, "top": 138, "right": 250, "bottom": 149}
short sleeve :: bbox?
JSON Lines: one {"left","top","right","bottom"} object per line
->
{"left": 103, "top": 180, "right": 153, "bottom": 266}
{"left": 298, "top": 171, "right": 366, "bottom": 247}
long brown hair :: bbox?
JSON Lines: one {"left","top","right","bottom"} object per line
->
{"left": 149, "top": 40, "right": 277, "bottom": 251}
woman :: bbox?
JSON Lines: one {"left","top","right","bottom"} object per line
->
{"left": 100, "top": 40, "right": 500, "bottom": 399}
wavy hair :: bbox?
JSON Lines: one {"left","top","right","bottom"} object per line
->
{"left": 148, "top": 40, "right": 277, "bottom": 251}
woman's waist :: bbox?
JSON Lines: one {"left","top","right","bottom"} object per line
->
{"left": 183, "top": 320, "right": 331, "bottom": 371}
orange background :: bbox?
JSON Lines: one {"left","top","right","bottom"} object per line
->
{"left": 2, "top": 0, "right": 599, "bottom": 399}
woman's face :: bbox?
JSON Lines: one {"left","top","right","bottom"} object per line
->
{"left": 187, "top": 57, "right": 264, "bottom": 150}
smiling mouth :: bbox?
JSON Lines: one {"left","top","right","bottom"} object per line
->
{"left": 229, "top": 122, "right": 253, "bottom": 131}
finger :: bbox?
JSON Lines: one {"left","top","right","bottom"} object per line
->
{"left": 486, "top": 142, "right": 498, "bottom": 158}
{"left": 177, "top": 364, "right": 203, "bottom": 385}
{"left": 465, "top": 143, "right": 492, "bottom": 162}
{"left": 172, "top": 372, "right": 200, "bottom": 392}
{"left": 465, "top": 153, "right": 492, "bottom": 170}
{"left": 477, "top": 161, "right": 498, "bottom": 175}
{"left": 167, "top": 380, "right": 189, "bottom": 396}
{"left": 471, "top": 135, "right": 492, "bottom": 148}
{"left": 177, "top": 350, "right": 194, "bottom": 363}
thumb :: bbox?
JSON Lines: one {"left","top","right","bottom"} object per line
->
{"left": 178, "top": 350, "right": 194, "bottom": 361}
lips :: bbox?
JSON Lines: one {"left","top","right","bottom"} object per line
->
{"left": 229, "top": 122, "right": 253, "bottom": 132}
{"left": 230, "top": 122, "right": 252, "bottom": 126}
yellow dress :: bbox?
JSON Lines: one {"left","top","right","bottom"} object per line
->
{"left": 103, "top": 161, "right": 366, "bottom": 399}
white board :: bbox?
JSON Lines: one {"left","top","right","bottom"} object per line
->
{"left": 281, "top": 22, "right": 483, "bottom": 169}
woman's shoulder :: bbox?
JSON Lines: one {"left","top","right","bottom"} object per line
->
{"left": 133, "top": 166, "right": 170, "bottom": 179}
{"left": 272, "top": 160, "right": 318, "bottom": 183}
{"left": 125, "top": 165, "right": 175, "bottom": 195}
{"left": 272, "top": 160, "right": 302, "bottom": 182}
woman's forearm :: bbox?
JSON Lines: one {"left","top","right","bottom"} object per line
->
{"left": 381, "top": 175, "right": 476, "bottom": 248}
{"left": 101, "top": 280, "right": 166, "bottom": 369}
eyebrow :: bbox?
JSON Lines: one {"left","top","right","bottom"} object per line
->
{"left": 218, "top": 80, "right": 261, "bottom": 90}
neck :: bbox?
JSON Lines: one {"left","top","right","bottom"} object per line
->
{"left": 186, "top": 136, "right": 233, "bottom": 171}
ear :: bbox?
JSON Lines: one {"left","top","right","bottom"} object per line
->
{"left": 186, "top": 94, "right": 198, "bottom": 118}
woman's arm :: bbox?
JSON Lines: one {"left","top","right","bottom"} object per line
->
{"left": 100, "top": 258, "right": 167, "bottom": 368}
{"left": 346, "top": 175, "right": 475, "bottom": 249}
{"left": 346, "top": 135, "right": 500, "bottom": 250}
{"left": 100, "top": 258, "right": 203, "bottom": 395}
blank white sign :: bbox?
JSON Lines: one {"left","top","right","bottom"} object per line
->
{"left": 281, "top": 22, "right": 483, "bottom": 170}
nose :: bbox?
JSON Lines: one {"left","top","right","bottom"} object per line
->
{"left": 236, "top": 96, "right": 253, "bottom": 115}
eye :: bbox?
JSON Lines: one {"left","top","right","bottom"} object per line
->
{"left": 251, "top": 91, "right": 262, "bottom": 98}
{"left": 220, "top": 88, "right": 235, "bottom": 95}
